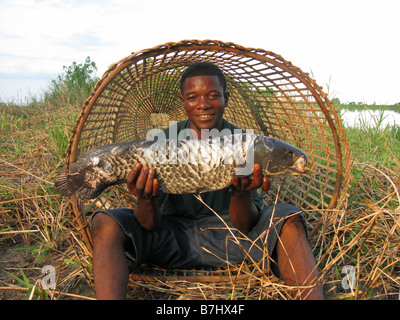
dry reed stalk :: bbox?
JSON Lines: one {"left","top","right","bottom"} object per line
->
{"left": 317, "top": 161, "right": 399, "bottom": 299}
{"left": 2, "top": 101, "right": 399, "bottom": 299}
{"left": 0, "top": 122, "right": 96, "bottom": 299}
{"left": 2, "top": 152, "right": 399, "bottom": 300}
{"left": 128, "top": 187, "right": 321, "bottom": 300}
{"left": 0, "top": 285, "right": 95, "bottom": 300}
{"left": 127, "top": 160, "right": 399, "bottom": 300}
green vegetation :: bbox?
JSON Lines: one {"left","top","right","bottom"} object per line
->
{"left": 44, "top": 56, "right": 98, "bottom": 107}
{"left": 338, "top": 102, "right": 400, "bottom": 113}
{"left": 0, "top": 58, "right": 97, "bottom": 300}
{"left": 331, "top": 97, "right": 400, "bottom": 112}
{"left": 338, "top": 104, "right": 400, "bottom": 169}
{"left": 0, "top": 59, "right": 399, "bottom": 299}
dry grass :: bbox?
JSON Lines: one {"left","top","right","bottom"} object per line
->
{"left": 0, "top": 102, "right": 399, "bottom": 300}
{"left": 316, "top": 163, "right": 400, "bottom": 299}
{"left": 0, "top": 102, "right": 95, "bottom": 300}
{"left": 126, "top": 163, "right": 399, "bottom": 300}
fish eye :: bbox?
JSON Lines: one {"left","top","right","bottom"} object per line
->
{"left": 286, "top": 151, "right": 294, "bottom": 159}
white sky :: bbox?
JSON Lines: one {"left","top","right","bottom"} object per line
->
{"left": 0, "top": 0, "right": 399, "bottom": 104}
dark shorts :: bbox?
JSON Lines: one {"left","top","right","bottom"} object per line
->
{"left": 92, "top": 204, "right": 304, "bottom": 277}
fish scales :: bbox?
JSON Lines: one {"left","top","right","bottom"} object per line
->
{"left": 54, "top": 133, "right": 308, "bottom": 199}
{"left": 143, "top": 136, "right": 251, "bottom": 193}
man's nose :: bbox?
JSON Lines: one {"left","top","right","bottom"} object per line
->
{"left": 197, "top": 96, "right": 211, "bottom": 108}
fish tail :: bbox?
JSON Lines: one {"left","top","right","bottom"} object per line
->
{"left": 54, "top": 172, "right": 85, "bottom": 197}
{"left": 55, "top": 172, "right": 110, "bottom": 199}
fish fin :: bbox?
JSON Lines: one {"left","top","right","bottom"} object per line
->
{"left": 55, "top": 172, "right": 109, "bottom": 199}
{"left": 54, "top": 172, "right": 85, "bottom": 196}
{"left": 76, "top": 184, "right": 108, "bottom": 200}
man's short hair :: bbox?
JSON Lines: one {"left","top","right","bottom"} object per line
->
{"left": 180, "top": 62, "right": 227, "bottom": 93}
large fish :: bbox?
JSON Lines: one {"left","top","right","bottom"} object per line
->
{"left": 55, "top": 133, "right": 308, "bottom": 199}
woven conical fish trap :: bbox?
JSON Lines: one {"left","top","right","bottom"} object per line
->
{"left": 64, "top": 40, "right": 352, "bottom": 297}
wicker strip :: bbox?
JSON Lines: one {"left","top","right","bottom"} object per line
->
{"left": 63, "top": 39, "right": 352, "bottom": 285}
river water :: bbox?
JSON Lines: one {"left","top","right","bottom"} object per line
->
{"left": 340, "top": 109, "right": 400, "bottom": 128}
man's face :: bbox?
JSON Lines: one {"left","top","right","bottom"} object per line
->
{"left": 181, "top": 75, "right": 229, "bottom": 138}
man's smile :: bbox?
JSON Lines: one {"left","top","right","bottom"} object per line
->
{"left": 196, "top": 113, "right": 215, "bottom": 121}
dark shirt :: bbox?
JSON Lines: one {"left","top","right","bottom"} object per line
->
{"left": 155, "top": 118, "right": 263, "bottom": 219}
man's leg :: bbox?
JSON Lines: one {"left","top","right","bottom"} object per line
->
{"left": 276, "top": 215, "right": 324, "bottom": 300}
{"left": 92, "top": 212, "right": 130, "bottom": 300}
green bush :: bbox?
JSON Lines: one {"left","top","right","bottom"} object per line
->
{"left": 44, "top": 56, "right": 98, "bottom": 107}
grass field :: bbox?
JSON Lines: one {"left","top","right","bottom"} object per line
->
{"left": 0, "top": 91, "right": 399, "bottom": 299}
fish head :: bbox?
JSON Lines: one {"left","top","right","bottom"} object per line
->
{"left": 256, "top": 137, "right": 309, "bottom": 176}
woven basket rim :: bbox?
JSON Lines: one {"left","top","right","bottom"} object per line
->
{"left": 66, "top": 39, "right": 346, "bottom": 207}
{"left": 63, "top": 40, "right": 353, "bottom": 284}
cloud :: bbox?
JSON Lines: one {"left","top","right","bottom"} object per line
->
{"left": 0, "top": 0, "right": 399, "bottom": 103}
{"left": 0, "top": 72, "right": 54, "bottom": 80}
{"left": 0, "top": 0, "right": 146, "bottom": 75}
{"left": 57, "top": 32, "right": 111, "bottom": 51}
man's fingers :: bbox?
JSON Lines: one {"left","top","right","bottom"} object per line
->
{"left": 252, "top": 164, "right": 263, "bottom": 189}
{"left": 152, "top": 178, "right": 159, "bottom": 198}
{"left": 232, "top": 176, "right": 240, "bottom": 188}
{"left": 232, "top": 164, "right": 263, "bottom": 191}
{"left": 144, "top": 168, "right": 155, "bottom": 195}
{"left": 135, "top": 166, "right": 149, "bottom": 193}
{"left": 233, "top": 176, "right": 249, "bottom": 189}
{"left": 127, "top": 163, "right": 141, "bottom": 184}
{"left": 128, "top": 165, "right": 148, "bottom": 197}
{"left": 127, "top": 165, "right": 159, "bottom": 199}
{"left": 263, "top": 175, "right": 271, "bottom": 192}
{"left": 127, "top": 163, "right": 142, "bottom": 194}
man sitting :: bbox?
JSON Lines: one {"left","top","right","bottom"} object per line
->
{"left": 91, "top": 62, "right": 324, "bottom": 300}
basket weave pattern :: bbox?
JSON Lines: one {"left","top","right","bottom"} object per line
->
{"left": 64, "top": 40, "right": 352, "bottom": 292}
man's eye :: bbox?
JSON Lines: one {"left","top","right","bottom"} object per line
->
{"left": 209, "top": 94, "right": 221, "bottom": 100}
{"left": 187, "top": 96, "right": 197, "bottom": 101}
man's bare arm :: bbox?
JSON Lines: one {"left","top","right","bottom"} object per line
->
{"left": 229, "top": 164, "right": 270, "bottom": 233}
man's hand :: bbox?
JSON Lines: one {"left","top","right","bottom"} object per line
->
{"left": 232, "top": 163, "right": 270, "bottom": 193}
{"left": 126, "top": 163, "right": 161, "bottom": 230}
{"left": 229, "top": 164, "right": 271, "bottom": 234}
{"left": 127, "top": 163, "right": 159, "bottom": 199}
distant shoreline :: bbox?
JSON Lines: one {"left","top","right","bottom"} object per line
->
{"left": 338, "top": 103, "right": 400, "bottom": 113}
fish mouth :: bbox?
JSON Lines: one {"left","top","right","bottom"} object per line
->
{"left": 290, "top": 154, "right": 308, "bottom": 174}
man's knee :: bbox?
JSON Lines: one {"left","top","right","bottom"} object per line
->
{"left": 286, "top": 214, "right": 304, "bottom": 225}
{"left": 281, "top": 213, "right": 307, "bottom": 238}
{"left": 91, "top": 212, "right": 125, "bottom": 244}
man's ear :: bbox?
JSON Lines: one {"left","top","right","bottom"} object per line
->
{"left": 224, "top": 91, "right": 230, "bottom": 104}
